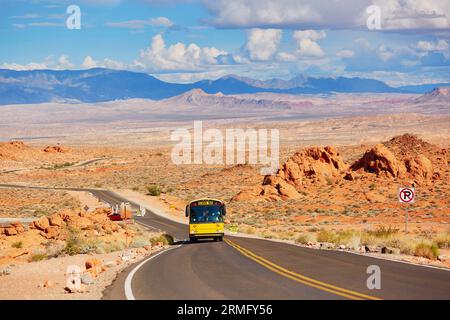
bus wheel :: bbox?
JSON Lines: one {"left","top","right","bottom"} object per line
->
{"left": 190, "top": 237, "right": 197, "bottom": 243}
{"left": 213, "top": 237, "right": 219, "bottom": 242}
{"left": 219, "top": 237, "right": 223, "bottom": 242}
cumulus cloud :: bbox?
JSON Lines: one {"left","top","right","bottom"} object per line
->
{"left": 293, "top": 30, "right": 326, "bottom": 58}
{"left": 417, "top": 39, "right": 448, "bottom": 51}
{"left": 57, "top": 55, "right": 74, "bottom": 69}
{"left": 81, "top": 56, "right": 125, "bottom": 69}
{"left": 244, "top": 28, "right": 282, "bottom": 61}
{"left": 203, "top": 0, "right": 450, "bottom": 31}
{"left": 377, "top": 45, "right": 395, "bottom": 62}
{"left": 0, "top": 62, "right": 48, "bottom": 71}
{"left": 0, "top": 55, "right": 75, "bottom": 71}
{"left": 131, "top": 34, "right": 229, "bottom": 72}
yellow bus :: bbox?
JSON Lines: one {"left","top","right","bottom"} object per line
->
{"left": 185, "top": 199, "right": 226, "bottom": 242}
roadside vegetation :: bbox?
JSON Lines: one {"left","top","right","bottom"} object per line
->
{"left": 234, "top": 223, "right": 449, "bottom": 261}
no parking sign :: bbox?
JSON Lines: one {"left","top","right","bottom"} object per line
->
{"left": 398, "top": 187, "right": 415, "bottom": 233}
{"left": 398, "top": 187, "right": 415, "bottom": 203}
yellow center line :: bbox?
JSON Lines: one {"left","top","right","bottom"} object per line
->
{"left": 225, "top": 239, "right": 382, "bottom": 300}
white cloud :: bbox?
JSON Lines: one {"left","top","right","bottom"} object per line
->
{"left": 276, "top": 52, "right": 297, "bottom": 62}
{"left": 377, "top": 45, "right": 395, "bottom": 61}
{"left": 106, "top": 16, "right": 174, "bottom": 29}
{"left": 204, "top": 0, "right": 450, "bottom": 31}
{"left": 336, "top": 50, "right": 355, "bottom": 58}
{"left": 57, "top": 55, "right": 74, "bottom": 69}
{"left": 155, "top": 69, "right": 229, "bottom": 83}
{"left": 244, "top": 28, "right": 282, "bottom": 61}
{"left": 0, "top": 62, "right": 48, "bottom": 71}
{"left": 81, "top": 56, "right": 125, "bottom": 69}
{"left": 371, "top": 0, "right": 450, "bottom": 30}
{"left": 132, "top": 34, "right": 228, "bottom": 72}
{"left": 293, "top": 30, "right": 326, "bottom": 58}
{"left": 0, "top": 55, "right": 75, "bottom": 71}
{"left": 417, "top": 39, "right": 448, "bottom": 51}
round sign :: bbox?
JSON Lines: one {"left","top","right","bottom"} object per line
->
{"left": 399, "top": 187, "right": 414, "bottom": 203}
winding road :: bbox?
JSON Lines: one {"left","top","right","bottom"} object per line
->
{"left": 1, "top": 184, "right": 449, "bottom": 300}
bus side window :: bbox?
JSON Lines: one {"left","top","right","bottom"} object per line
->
{"left": 185, "top": 205, "right": 190, "bottom": 218}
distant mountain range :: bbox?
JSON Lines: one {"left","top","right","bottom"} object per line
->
{"left": 0, "top": 68, "right": 448, "bottom": 105}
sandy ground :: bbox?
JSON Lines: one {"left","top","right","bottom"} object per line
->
{"left": 0, "top": 246, "right": 166, "bottom": 300}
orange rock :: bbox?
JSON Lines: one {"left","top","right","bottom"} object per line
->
{"left": 66, "top": 216, "right": 91, "bottom": 230}
{"left": 34, "top": 216, "right": 50, "bottom": 231}
{"left": 277, "top": 180, "right": 300, "bottom": 199}
{"left": 351, "top": 144, "right": 405, "bottom": 178}
{"left": 11, "top": 222, "right": 25, "bottom": 234}
{"left": 43, "top": 226, "right": 60, "bottom": 239}
{"left": 49, "top": 215, "right": 64, "bottom": 227}
{"left": 85, "top": 258, "right": 103, "bottom": 270}
{"left": 405, "top": 154, "right": 434, "bottom": 180}
{"left": 43, "top": 145, "right": 69, "bottom": 153}
{"left": 231, "top": 186, "right": 263, "bottom": 201}
{"left": 4, "top": 227, "right": 17, "bottom": 236}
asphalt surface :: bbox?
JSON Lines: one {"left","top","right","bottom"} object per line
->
{"left": 1, "top": 184, "right": 449, "bottom": 300}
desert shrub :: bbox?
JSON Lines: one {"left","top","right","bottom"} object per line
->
{"left": 414, "top": 242, "right": 439, "bottom": 260}
{"left": 64, "top": 235, "right": 83, "bottom": 255}
{"left": 101, "top": 241, "right": 127, "bottom": 253}
{"left": 147, "top": 185, "right": 162, "bottom": 196}
{"left": 367, "top": 225, "right": 399, "bottom": 238}
{"left": 151, "top": 234, "right": 174, "bottom": 245}
{"left": 63, "top": 230, "right": 97, "bottom": 255}
{"left": 43, "top": 240, "right": 66, "bottom": 258}
{"left": 434, "top": 233, "right": 450, "bottom": 249}
{"left": 316, "top": 230, "right": 337, "bottom": 243}
{"left": 296, "top": 233, "right": 314, "bottom": 245}
{"left": 385, "top": 237, "right": 415, "bottom": 255}
{"left": 11, "top": 241, "right": 23, "bottom": 249}
{"left": 53, "top": 162, "right": 74, "bottom": 169}
{"left": 130, "top": 238, "right": 150, "bottom": 248}
{"left": 262, "top": 232, "right": 274, "bottom": 239}
{"left": 30, "top": 253, "right": 47, "bottom": 262}
{"left": 243, "top": 225, "right": 256, "bottom": 235}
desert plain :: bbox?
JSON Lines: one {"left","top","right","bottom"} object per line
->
{"left": 0, "top": 88, "right": 449, "bottom": 296}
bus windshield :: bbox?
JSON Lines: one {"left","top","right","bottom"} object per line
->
{"left": 190, "top": 205, "right": 224, "bottom": 223}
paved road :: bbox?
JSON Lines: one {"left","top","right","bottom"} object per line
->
{"left": 1, "top": 184, "right": 449, "bottom": 300}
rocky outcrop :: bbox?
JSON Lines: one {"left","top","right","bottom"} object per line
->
{"left": 276, "top": 146, "right": 347, "bottom": 187}
{"left": 350, "top": 144, "right": 405, "bottom": 178}
{"left": 0, "top": 141, "right": 28, "bottom": 159}
{"left": 232, "top": 134, "right": 445, "bottom": 202}
{"left": 405, "top": 154, "right": 434, "bottom": 180}
{"left": 43, "top": 145, "right": 69, "bottom": 153}
{"left": 233, "top": 146, "right": 346, "bottom": 201}
{"left": 0, "top": 222, "right": 26, "bottom": 236}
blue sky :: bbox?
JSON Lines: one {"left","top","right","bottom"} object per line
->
{"left": 1, "top": 0, "right": 449, "bottom": 85}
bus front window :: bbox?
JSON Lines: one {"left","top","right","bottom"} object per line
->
{"left": 190, "top": 205, "right": 224, "bottom": 223}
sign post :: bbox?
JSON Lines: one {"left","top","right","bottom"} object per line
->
{"left": 398, "top": 187, "right": 415, "bottom": 233}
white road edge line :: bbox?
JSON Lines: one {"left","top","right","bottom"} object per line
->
{"left": 124, "top": 244, "right": 182, "bottom": 300}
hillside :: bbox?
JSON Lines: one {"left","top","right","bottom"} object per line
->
{"left": 1, "top": 68, "right": 449, "bottom": 105}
